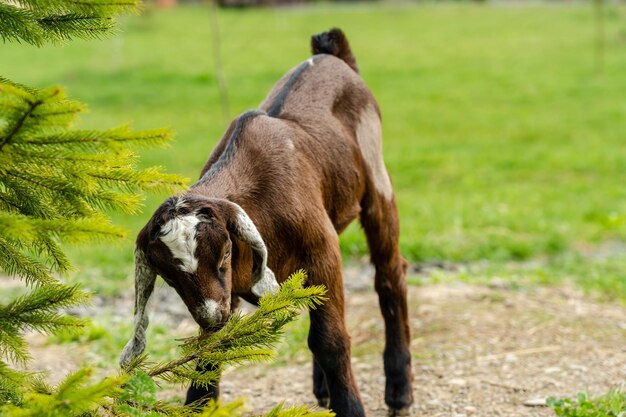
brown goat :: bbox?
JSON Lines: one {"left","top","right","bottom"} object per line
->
{"left": 120, "top": 28, "right": 413, "bottom": 417}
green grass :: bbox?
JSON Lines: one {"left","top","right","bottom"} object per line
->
{"left": 408, "top": 245, "right": 626, "bottom": 304}
{"left": 2, "top": 3, "right": 626, "bottom": 296}
{"left": 548, "top": 389, "right": 626, "bottom": 417}
{"left": 46, "top": 315, "right": 179, "bottom": 368}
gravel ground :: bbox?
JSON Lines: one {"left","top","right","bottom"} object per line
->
{"left": 22, "top": 267, "right": 626, "bottom": 416}
{"left": 209, "top": 281, "right": 626, "bottom": 417}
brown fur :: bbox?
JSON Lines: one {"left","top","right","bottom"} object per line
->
{"left": 130, "top": 29, "right": 413, "bottom": 417}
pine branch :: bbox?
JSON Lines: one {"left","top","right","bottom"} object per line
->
{"left": 0, "top": 213, "right": 123, "bottom": 240}
{"left": 0, "top": 174, "right": 95, "bottom": 219}
{"left": 0, "top": 81, "right": 187, "bottom": 293}
{"left": 0, "top": 274, "right": 330, "bottom": 415}
{"left": 0, "top": 95, "right": 44, "bottom": 152}
{"left": 0, "top": 77, "right": 36, "bottom": 95}
{"left": 38, "top": 14, "right": 116, "bottom": 43}
{"left": 1, "top": 368, "right": 126, "bottom": 416}
{"left": 3, "top": 0, "right": 139, "bottom": 17}
{"left": 144, "top": 272, "right": 326, "bottom": 388}
{"left": 86, "top": 166, "right": 188, "bottom": 193}
{"left": 15, "top": 87, "right": 84, "bottom": 132}
{"left": 0, "top": 0, "right": 140, "bottom": 46}
{"left": 0, "top": 284, "right": 88, "bottom": 364}
{"left": 263, "top": 403, "right": 335, "bottom": 417}
{"left": 0, "top": 236, "right": 55, "bottom": 284}
{"left": 0, "top": 3, "right": 43, "bottom": 46}
{"left": 0, "top": 360, "right": 28, "bottom": 405}
{"left": 12, "top": 127, "right": 172, "bottom": 152}
{"left": 0, "top": 82, "right": 185, "bottom": 225}
{"left": 0, "top": 283, "right": 88, "bottom": 323}
{"left": 28, "top": 235, "right": 71, "bottom": 274}
{"left": 194, "top": 398, "right": 246, "bottom": 417}
{"left": 0, "top": 214, "right": 126, "bottom": 279}
{"left": 0, "top": 329, "right": 30, "bottom": 367}
{"left": 0, "top": 0, "right": 196, "bottom": 411}
{"left": 3, "top": 168, "right": 96, "bottom": 216}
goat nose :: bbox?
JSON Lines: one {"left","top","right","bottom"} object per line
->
{"left": 196, "top": 299, "right": 223, "bottom": 327}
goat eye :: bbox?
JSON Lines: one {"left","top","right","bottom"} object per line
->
{"left": 224, "top": 249, "right": 231, "bottom": 259}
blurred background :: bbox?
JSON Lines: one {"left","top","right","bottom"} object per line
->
{"left": 2, "top": 0, "right": 625, "bottom": 297}
{"left": 1, "top": 1, "right": 625, "bottom": 413}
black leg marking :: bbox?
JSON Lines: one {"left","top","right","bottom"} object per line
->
{"left": 184, "top": 361, "right": 220, "bottom": 407}
{"left": 313, "top": 358, "right": 330, "bottom": 407}
{"left": 308, "top": 307, "right": 366, "bottom": 417}
{"left": 360, "top": 192, "right": 414, "bottom": 413}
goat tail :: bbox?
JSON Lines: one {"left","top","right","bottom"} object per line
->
{"left": 311, "top": 28, "right": 359, "bottom": 74}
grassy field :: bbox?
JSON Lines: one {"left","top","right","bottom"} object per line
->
{"left": 2, "top": 3, "right": 626, "bottom": 298}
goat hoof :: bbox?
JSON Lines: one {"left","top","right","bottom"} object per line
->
{"left": 388, "top": 406, "right": 412, "bottom": 417}
{"left": 317, "top": 397, "right": 330, "bottom": 408}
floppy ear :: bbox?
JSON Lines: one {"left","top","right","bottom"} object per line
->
{"left": 224, "top": 201, "right": 280, "bottom": 298}
{"left": 120, "top": 246, "right": 156, "bottom": 368}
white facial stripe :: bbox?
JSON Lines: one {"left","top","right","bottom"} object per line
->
{"left": 356, "top": 104, "right": 393, "bottom": 200}
{"left": 197, "top": 299, "right": 222, "bottom": 325}
{"left": 160, "top": 214, "right": 200, "bottom": 273}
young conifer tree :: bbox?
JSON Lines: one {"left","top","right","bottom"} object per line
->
{"left": 0, "top": 0, "right": 185, "bottom": 406}
{"left": 0, "top": 2, "right": 334, "bottom": 416}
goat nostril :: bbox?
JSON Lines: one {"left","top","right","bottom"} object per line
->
{"left": 196, "top": 299, "right": 224, "bottom": 327}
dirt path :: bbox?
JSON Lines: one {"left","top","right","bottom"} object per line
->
{"left": 22, "top": 275, "right": 626, "bottom": 416}
{"left": 217, "top": 282, "right": 626, "bottom": 416}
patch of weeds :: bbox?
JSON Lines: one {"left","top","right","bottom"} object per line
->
{"left": 66, "top": 257, "right": 132, "bottom": 297}
{"left": 411, "top": 349, "right": 437, "bottom": 364}
{"left": 352, "top": 342, "right": 383, "bottom": 359}
{"left": 420, "top": 321, "right": 450, "bottom": 336}
{"left": 117, "top": 371, "right": 160, "bottom": 417}
{"left": 548, "top": 388, "right": 626, "bottom": 417}
{"left": 478, "top": 292, "right": 507, "bottom": 304}
{"left": 407, "top": 268, "right": 465, "bottom": 287}
{"left": 546, "top": 253, "right": 626, "bottom": 304}
{"left": 49, "top": 319, "right": 108, "bottom": 344}
{"left": 47, "top": 315, "right": 178, "bottom": 369}
{"left": 94, "top": 320, "right": 178, "bottom": 366}
{"left": 406, "top": 248, "right": 626, "bottom": 305}
{"left": 407, "top": 274, "right": 425, "bottom": 287}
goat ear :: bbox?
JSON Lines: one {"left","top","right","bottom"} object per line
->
{"left": 120, "top": 246, "right": 156, "bottom": 368}
{"left": 196, "top": 206, "right": 215, "bottom": 223}
{"left": 225, "top": 202, "right": 280, "bottom": 298}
